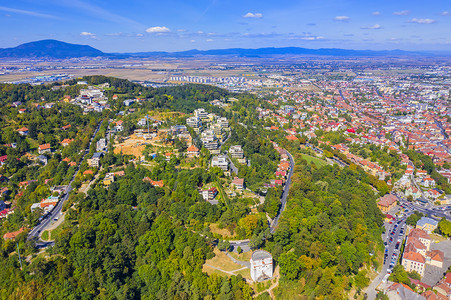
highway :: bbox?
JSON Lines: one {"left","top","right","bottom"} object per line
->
{"left": 28, "top": 120, "right": 103, "bottom": 247}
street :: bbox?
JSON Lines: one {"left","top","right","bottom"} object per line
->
{"left": 27, "top": 120, "right": 103, "bottom": 247}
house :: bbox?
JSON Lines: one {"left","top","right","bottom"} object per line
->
{"left": 61, "top": 138, "right": 74, "bottom": 147}
{"left": 83, "top": 170, "right": 94, "bottom": 176}
{"left": 416, "top": 217, "right": 439, "bottom": 233}
{"left": 377, "top": 194, "right": 398, "bottom": 212}
{"left": 61, "top": 124, "right": 71, "bottom": 130}
{"left": 17, "top": 127, "right": 28, "bottom": 136}
{"left": 186, "top": 145, "right": 200, "bottom": 158}
{"left": 231, "top": 177, "right": 245, "bottom": 191}
{"left": 38, "top": 144, "right": 51, "bottom": 154}
{"left": 386, "top": 283, "right": 425, "bottom": 300}
{"left": 96, "top": 138, "right": 107, "bottom": 152}
{"left": 201, "top": 187, "right": 218, "bottom": 202}
{"left": 433, "top": 283, "right": 451, "bottom": 299}
{"left": 103, "top": 173, "right": 115, "bottom": 187}
{"left": 0, "top": 155, "right": 7, "bottom": 166}
{"left": 426, "top": 250, "right": 444, "bottom": 268}
{"left": 36, "top": 155, "right": 48, "bottom": 165}
{"left": 422, "top": 177, "right": 436, "bottom": 188}
{"left": 3, "top": 228, "right": 25, "bottom": 240}
{"left": 211, "top": 155, "right": 228, "bottom": 171}
{"left": 137, "top": 118, "right": 147, "bottom": 127}
{"left": 402, "top": 251, "right": 426, "bottom": 276}
{"left": 408, "top": 228, "right": 431, "bottom": 251}
{"left": 229, "top": 145, "right": 244, "bottom": 159}
{"left": 87, "top": 152, "right": 103, "bottom": 168}
{"left": 143, "top": 177, "right": 164, "bottom": 188}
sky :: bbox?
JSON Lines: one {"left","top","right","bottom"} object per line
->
{"left": 0, "top": 0, "right": 450, "bottom": 52}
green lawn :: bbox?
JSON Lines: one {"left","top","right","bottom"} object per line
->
{"left": 300, "top": 154, "right": 328, "bottom": 168}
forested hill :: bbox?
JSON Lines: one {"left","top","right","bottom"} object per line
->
{"left": 0, "top": 76, "right": 384, "bottom": 299}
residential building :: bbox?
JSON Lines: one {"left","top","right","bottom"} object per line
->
{"left": 186, "top": 145, "right": 200, "bottom": 158}
{"left": 416, "top": 217, "right": 439, "bottom": 233}
{"left": 229, "top": 145, "right": 244, "bottom": 159}
{"left": 201, "top": 187, "right": 218, "bottom": 202}
{"left": 96, "top": 138, "right": 107, "bottom": 152}
{"left": 87, "top": 152, "right": 103, "bottom": 168}
{"left": 377, "top": 194, "right": 397, "bottom": 212}
{"left": 38, "top": 144, "right": 51, "bottom": 154}
{"left": 211, "top": 155, "right": 228, "bottom": 171}
{"left": 194, "top": 108, "right": 209, "bottom": 120}
{"left": 231, "top": 177, "right": 245, "bottom": 191}
{"left": 17, "top": 127, "right": 28, "bottom": 136}
{"left": 186, "top": 116, "right": 202, "bottom": 132}
{"left": 402, "top": 251, "right": 426, "bottom": 276}
{"left": 426, "top": 250, "right": 444, "bottom": 268}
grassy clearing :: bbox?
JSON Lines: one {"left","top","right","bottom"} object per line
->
{"left": 41, "top": 230, "right": 49, "bottom": 241}
{"left": 202, "top": 264, "right": 230, "bottom": 277}
{"left": 204, "top": 248, "right": 243, "bottom": 272}
{"left": 300, "top": 153, "right": 327, "bottom": 168}
{"left": 229, "top": 251, "right": 252, "bottom": 261}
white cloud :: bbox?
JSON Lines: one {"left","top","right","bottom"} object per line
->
{"left": 243, "top": 12, "right": 263, "bottom": 18}
{"left": 206, "top": 39, "right": 214, "bottom": 42}
{"left": 361, "top": 24, "right": 382, "bottom": 29}
{"left": 334, "top": 16, "right": 350, "bottom": 22}
{"left": 393, "top": 10, "right": 410, "bottom": 16}
{"left": 190, "top": 39, "right": 195, "bottom": 43}
{"left": 301, "top": 36, "right": 324, "bottom": 40}
{"left": 146, "top": 26, "right": 170, "bottom": 33}
{"left": 440, "top": 11, "right": 450, "bottom": 16}
{"left": 409, "top": 18, "right": 436, "bottom": 24}
{"left": 80, "top": 31, "right": 97, "bottom": 39}
{"left": 372, "top": 11, "right": 381, "bottom": 16}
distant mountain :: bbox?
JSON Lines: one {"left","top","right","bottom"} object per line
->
{"left": 0, "top": 39, "right": 436, "bottom": 59}
{"left": 0, "top": 39, "right": 106, "bottom": 58}
{"left": 127, "top": 47, "right": 421, "bottom": 57}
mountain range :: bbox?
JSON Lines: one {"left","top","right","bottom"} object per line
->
{"left": 0, "top": 39, "right": 438, "bottom": 59}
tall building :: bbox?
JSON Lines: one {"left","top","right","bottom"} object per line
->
{"left": 250, "top": 250, "right": 273, "bottom": 282}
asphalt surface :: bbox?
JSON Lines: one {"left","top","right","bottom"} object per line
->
{"left": 365, "top": 194, "right": 451, "bottom": 299}
{"left": 229, "top": 148, "right": 295, "bottom": 249}
{"left": 366, "top": 213, "right": 407, "bottom": 300}
{"left": 28, "top": 121, "right": 103, "bottom": 247}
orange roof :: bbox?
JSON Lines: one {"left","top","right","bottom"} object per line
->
{"left": 39, "top": 144, "right": 51, "bottom": 150}
{"left": 17, "top": 127, "right": 28, "bottom": 132}
{"left": 187, "top": 145, "right": 199, "bottom": 152}
{"left": 62, "top": 157, "right": 71, "bottom": 162}
{"left": 403, "top": 251, "right": 426, "bottom": 264}
{"left": 61, "top": 138, "right": 74, "bottom": 145}
{"left": 83, "top": 170, "right": 94, "bottom": 175}
{"left": 3, "top": 227, "right": 24, "bottom": 240}
{"left": 286, "top": 135, "right": 298, "bottom": 141}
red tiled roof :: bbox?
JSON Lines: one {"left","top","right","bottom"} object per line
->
{"left": 403, "top": 251, "right": 426, "bottom": 264}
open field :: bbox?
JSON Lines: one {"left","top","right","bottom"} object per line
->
{"left": 299, "top": 153, "right": 328, "bottom": 167}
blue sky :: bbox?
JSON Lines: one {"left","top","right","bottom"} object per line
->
{"left": 0, "top": 0, "right": 450, "bottom": 52}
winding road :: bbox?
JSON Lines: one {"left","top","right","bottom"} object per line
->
{"left": 28, "top": 121, "right": 103, "bottom": 247}
{"left": 229, "top": 147, "right": 295, "bottom": 248}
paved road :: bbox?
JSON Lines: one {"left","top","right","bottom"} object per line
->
{"left": 28, "top": 121, "right": 103, "bottom": 247}
{"left": 366, "top": 214, "right": 406, "bottom": 300}
{"left": 229, "top": 148, "right": 294, "bottom": 249}
{"left": 270, "top": 149, "right": 294, "bottom": 234}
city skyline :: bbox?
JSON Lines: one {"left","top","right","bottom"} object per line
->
{"left": 0, "top": 0, "right": 450, "bottom": 52}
